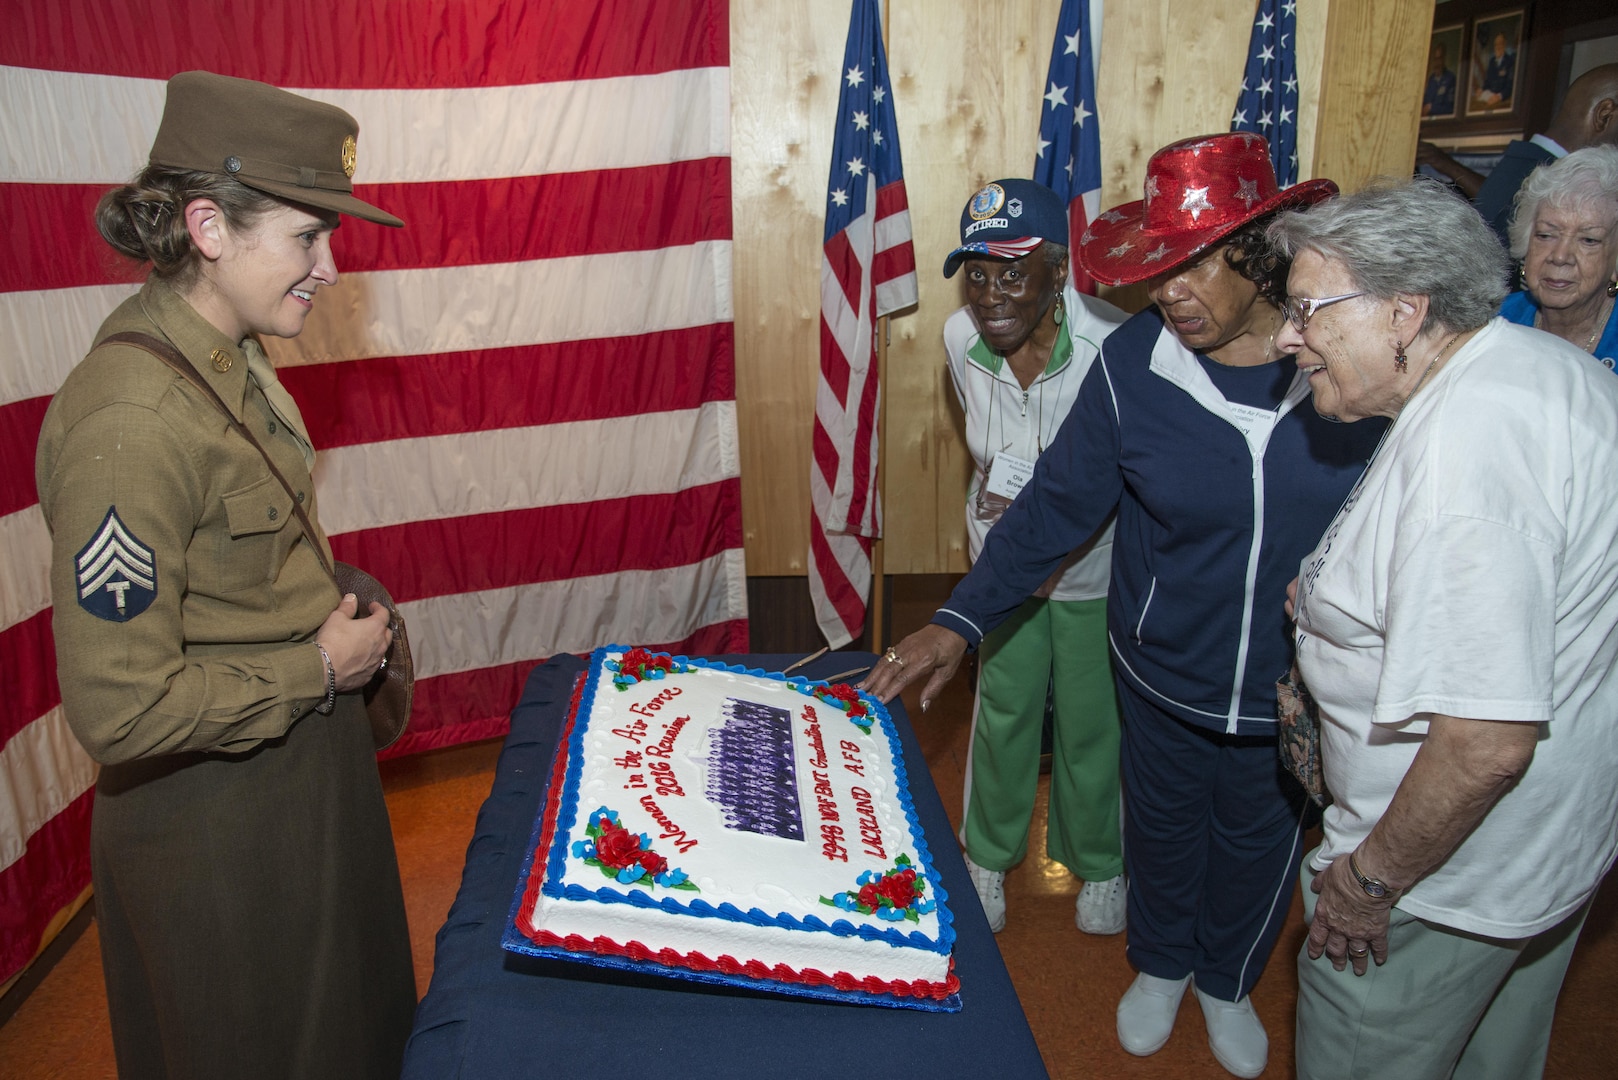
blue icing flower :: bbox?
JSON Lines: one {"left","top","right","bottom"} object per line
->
{"left": 571, "top": 840, "right": 595, "bottom": 858}
{"left": 876, "top": 906, "right": 906, "bottom": 921}
{"left": 857, "top": 870, "right": 878, "bottom": 886}
{"left": 617, "top": 864, "right": 647, "bottom": 885}
{"left": 834, "top": 892, "right": 857, "bottom": 910}
{"left": 655, "top": 868, "right": 689, "bottom": 887}
{"left": 638, "top": 833, "right": 653, "bottom": 849}
{"left": 916, "top": 898, "right": 937, "bottom": 915}
{"left": 590, "top": 806, "right": 618, "bottom": 826}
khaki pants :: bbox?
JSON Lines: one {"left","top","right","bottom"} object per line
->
{"left": 1296, "top": 851, "right": 1589, "bottom": 1080}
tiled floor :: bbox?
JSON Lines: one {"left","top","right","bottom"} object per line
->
{"left": 3, "top": 616, "right": 1616, "bottom": 1077}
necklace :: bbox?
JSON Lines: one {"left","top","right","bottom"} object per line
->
{"left": 1400, "top": 332, "right": 1461, "bottom": 412}
{"left": 1534, "top": 294, "right": 1613, "bottom": 354}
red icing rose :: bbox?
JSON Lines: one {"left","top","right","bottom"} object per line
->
{"left": 826, "top": 683, "right": 859, "bottom": 704}
{"left": 857, "top": 883, "right": 881, "bottom": 911}
{"left": 875, "top": 869, "right": 919, "bottom": 908}
{"left": 594, "top": 821, "right": 645, "bottom": 869}
{"left": 638, "top": 850, "right": 668, "bottom": 875}
{"left": 619, "top": 647, "right": 654, "bottom": 670}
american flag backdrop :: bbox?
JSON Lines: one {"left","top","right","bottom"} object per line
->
{"left": 0, "top": 0, "right": 744, "bottom": 986}
{"left": 1033, "top": 0, "right": 1104, "bottom": 294}
{"left": 810, "top": 0, "right": 917, "bottom": 649}
{"left": 1230, "top": 0, "right": 1300, "bottom": 186}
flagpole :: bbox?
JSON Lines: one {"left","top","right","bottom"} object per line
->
{"left": 871, "top": 317, "right": 887, "bottom": 653}
{"left": 868, "top": 0, "right": 891, "bottom": 655}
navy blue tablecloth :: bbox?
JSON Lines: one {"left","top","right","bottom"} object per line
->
{"left": 402, "top": 653, "right": 1048, "bottom": 1079}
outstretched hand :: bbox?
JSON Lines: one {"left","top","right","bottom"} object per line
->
{"left": 858, "top": 624, "right": 968, "bottom": 712}
{"left": 315, "top": 592, "right": 394, "bottom": 692}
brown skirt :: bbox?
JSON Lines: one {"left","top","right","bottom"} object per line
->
{"left": 91, "top": 694, "right": 416, "bottom": 1080}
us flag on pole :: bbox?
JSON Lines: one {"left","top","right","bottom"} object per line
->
{"left": 0, "top": 0, "right": 741, "bottom": 987}
{"left": 1230, "top": 0, "right": 1300, "bottom": 185}
{"left": 811, "top": 0, "right": 917, "bottom": 649}
{"left": 1033, "top": 0, "right": 1103, "bottom": 294}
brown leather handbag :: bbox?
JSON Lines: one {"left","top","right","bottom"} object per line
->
{"left": 99, "top": 331, "right": 414, "bottom": 749}
{"left": 332, "top": 563, "right": 414, "bottom": 750}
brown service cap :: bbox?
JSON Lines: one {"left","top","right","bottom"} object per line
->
{"left": 149, "top": 70, "right": 403, "bottom": 228}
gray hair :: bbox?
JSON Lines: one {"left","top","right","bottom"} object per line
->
{"left": 1043, "top": 241, "right": 1070, "bottom": 270}
{"left": 1506, "top": 145, "right": 1618, "bottom": 261}
{"left": 1266, "top": 178, "right": 1508, "bottom": 336}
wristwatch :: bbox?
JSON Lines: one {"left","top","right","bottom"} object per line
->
{"left": 1348, "top": 851, "right": 1391, "bottom": 899}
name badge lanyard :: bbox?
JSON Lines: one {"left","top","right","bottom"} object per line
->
{"left": 976, "top": 357, "right": 1068, "bottom": 516}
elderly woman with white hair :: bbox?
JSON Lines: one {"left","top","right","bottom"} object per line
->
{"left": 1270, "top": 179, "right": 1618, "bottom": 1078}
{"left": 1500, "top": 144, "right": 1618, "bottom": 367}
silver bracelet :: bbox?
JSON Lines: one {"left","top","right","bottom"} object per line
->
{"left": 313, "top": 642, "right": 337, "bottom": 715}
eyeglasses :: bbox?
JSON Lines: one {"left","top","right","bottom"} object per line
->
{"left": 1283, "top": 291, "right": 1367, "bottom": 332}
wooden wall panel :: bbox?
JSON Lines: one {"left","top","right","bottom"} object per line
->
{"left": 732, "top": 0, "right": 1429, "bottom": 578}
{"left": 879, "top": 4, "right": 1059, "bottom": 575}
{"left": 1313, "top": 0, "right": 1434, "bottom": 193}
{"left": 730, "top": 0, "right": 846, "bottom": 575}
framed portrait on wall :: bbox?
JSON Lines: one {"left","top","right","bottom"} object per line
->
{"left": 1423, "top": 23, "right": 1465, "bottom": 121}
{"left": 1467, "top": 9, "right": 1525, "bottom": 116}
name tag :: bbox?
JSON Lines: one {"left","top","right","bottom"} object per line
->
{"left": 1225, "top": 401, "right": 1277, "bottom": 439}
{"left": 984, "top": 451, "right": 1036, "bottom": 503}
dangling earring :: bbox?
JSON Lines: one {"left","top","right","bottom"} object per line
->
{"left": 1393, "top": 340, "right": 1408, "bottom": 372}
{"left": 1053, "top": 293, "right": 1066, "bottom": 326}
{"left": 1519, "top": 265, "right": 1528, "bottom": 290}
{"left": 1607, "top": 278, "right": 1617, "bottom": 298}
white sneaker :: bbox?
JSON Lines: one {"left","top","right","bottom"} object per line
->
{"left": 1194, "top": 985, "right": 1269, "bottom": 1079}
{"left": 962, "top": 854, "right": 1006, "bottom": 933}
{"left": 1075, "top": 874, "right": 1127, "bottom": 935}
{"left": 1117, "top": 972, "right": 1190, "bottom": 1055}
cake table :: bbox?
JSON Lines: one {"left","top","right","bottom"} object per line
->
{"left": 401, "top": 652, "right": 1049, "bottom": 1079}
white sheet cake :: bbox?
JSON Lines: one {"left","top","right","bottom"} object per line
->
{"left": 505, "top": 647, "right": 960, "bottom": 1010}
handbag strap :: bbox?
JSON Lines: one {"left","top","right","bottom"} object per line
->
{"left": 96, "top": 331, "right": 339, "bottom": 587}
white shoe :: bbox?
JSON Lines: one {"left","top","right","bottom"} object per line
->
{"left": 1194, "top": 985, "right": 1269, "bottom": 1079}
{"left": 1075, "top": 874, "right": 1127, "bottom": 935}
{"left": 1115, "top": 972, "right": 1190, "bottom": 1056}
{"left": 962, "top": 854, "right": 1006, "bottom": 933}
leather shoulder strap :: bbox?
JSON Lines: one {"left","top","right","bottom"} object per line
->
{"left": 95, "top": 331, "right": 337, "bottom": 584}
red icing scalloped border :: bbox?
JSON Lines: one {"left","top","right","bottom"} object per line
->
{"left": 527, "top": 927, "right": 960, "bottom": 1001}
{"left": 519, "top": 665, "right": 960, "bottom": 1004}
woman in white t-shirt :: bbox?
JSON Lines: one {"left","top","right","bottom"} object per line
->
{"left": 1270, "top": 179, "right": 1618, "bottom": 1079}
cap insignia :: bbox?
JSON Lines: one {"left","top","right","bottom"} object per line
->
{"left": 1007, "top": 198, "right": 1024, "bottom": 218}
{"left": 341, "top": 135, "right": 357, "bottom": 179}
{"left": 224, "top": 156, "right": 242, "bottom": 174}
{"left": 968, "top": 183, "right": 1006, "bottom": 221}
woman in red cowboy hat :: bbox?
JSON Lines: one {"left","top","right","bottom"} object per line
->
{"left": 864, "top": 133, "right": 1383, "bottom": 1078}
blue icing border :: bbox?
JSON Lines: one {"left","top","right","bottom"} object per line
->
{"left": 536, "top": 646, "right": 955, "bottom": 956}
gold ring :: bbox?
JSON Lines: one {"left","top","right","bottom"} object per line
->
{"left": 884, "top": 648, "right": 904, "bottom": 667}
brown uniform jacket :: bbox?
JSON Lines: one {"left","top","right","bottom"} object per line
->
{"left": 36, "top": 278, "right": 415, "bottom": 1079}
{"left": 37, "top": 278, "right": 336, "bottom": 762}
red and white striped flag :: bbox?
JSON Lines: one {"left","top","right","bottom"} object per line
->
{"left": 0, "top": 0, "right": 744, "bottom": 986}
{"left": 811, "top": 0, "right": 917, "bottom": 648}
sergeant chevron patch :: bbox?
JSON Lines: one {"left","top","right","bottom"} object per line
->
{"left": 75, "top": 507, "right": 157, "bottom": 622}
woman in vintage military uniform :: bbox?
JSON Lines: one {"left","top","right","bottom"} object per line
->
{"left": 35, "top": 72, "right": 415, "bottom": 1079}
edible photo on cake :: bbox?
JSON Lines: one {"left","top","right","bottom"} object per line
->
{"left": 503, "top": 647, "right": 961, "bottom": 1011}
